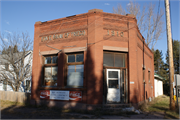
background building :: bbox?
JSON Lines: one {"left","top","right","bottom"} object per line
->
{"left": 0, "top": 51, "right": 32, "bottom": 93}
{"left": 154, "top": 74, "right": 164, "bottom": 97}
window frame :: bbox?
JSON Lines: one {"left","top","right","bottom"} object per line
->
{"left": 65, "top": 52, "right": 84, "bottom": 88}
{"left": 103, "top": 51, "right": 127, "bottom": 68}
{"left": 43, "top": 55, "right": 58, "bottom": 87}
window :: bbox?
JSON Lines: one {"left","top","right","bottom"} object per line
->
{"left": 44, "top": 55, "right": 58, "bottom": 86}
{"left": 25, "top": 80, "right": 31, "bottom": 91}
{"left": 103, "top": 52, "right": 126, "bottom": 67}
{"left": 3, "top": 80, "right": 7, "bottom": 91}
{"left": 143, "top": 68, "right": 145, "bottom": 83}
{"left": 66, "top": 53, "right": 84, "bottom": 88}
{"left": 5, "top": 63, "right": 9, "bottom": 71}
{"left": 148, "top": 71, "right": 150, "bottom": 83}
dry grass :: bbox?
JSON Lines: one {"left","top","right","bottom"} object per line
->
{"left": 0, "top": 100, "right": 24, "bottom": 108}
{"left": 139, "top": 95, "right": 180, "bottom": 119}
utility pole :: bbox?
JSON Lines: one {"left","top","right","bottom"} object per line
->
{"left": 164, "top": 0, "right": 175, "bottom": 110}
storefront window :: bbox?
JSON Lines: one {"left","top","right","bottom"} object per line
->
{"left": 44, "top": 55, "right": 58, "bottom": 86}
{"left": 67, "top": 53, "right": 84, "bottom": 87}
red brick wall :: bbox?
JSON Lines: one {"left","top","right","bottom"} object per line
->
{"left": 32, "top": 9, "right": 154, "bottom": 105}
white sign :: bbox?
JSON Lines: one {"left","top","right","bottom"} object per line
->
{"left": 130, "top": 81, "right": 134, "bottom": 84}
{"left": 50, "top": 90, "right": 69, "bottom": 100}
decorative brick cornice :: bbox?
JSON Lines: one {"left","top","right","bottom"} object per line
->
{"left": 103, "top": 18, "right": 128, "bottom": 24}
{"left": 103, "top": 35, "right": 128, "bottom": 42}
{"left": 103, "top": 24, "right": 128, "bottom": 31}
{"left": 39, "top": 14, "right": 88, "bottom": 27}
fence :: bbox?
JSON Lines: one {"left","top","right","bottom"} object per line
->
{"left": 0, "top": 91, "right": 31, "bottom": 103}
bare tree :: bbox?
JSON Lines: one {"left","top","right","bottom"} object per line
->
{"left": 0, "top": 32, "right": 33, "bottom": 91}
{"left": 113, "top": 1, "right": 164, "bottom": 50}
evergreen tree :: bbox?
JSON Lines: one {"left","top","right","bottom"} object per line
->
{"left": 154, "top": 49, "right": 168, "bottom": 81}
{"left": 13, "top": 45, "right": 19, "bottom": 53}
{"left": 166, "top": 40, "right": 179, "bottom": 74}
{"left": 1, "top": 45, "right": 19, "bottom": 54}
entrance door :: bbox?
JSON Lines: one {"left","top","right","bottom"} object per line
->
{"left": 106, "top": 69, "right": 120, "bottom": 103}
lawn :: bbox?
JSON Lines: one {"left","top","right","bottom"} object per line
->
{"left": 140, "top": 95, "right": 180, "bottom": 119}
{"left": 1, "top": 95, "right": 180, "bottom": 119}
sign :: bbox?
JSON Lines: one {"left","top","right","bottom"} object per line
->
{"left": 40, "top": 90, "right": 50, "bottom": 99}
{"left": 39, "top": 90, "right": 82, "bottom": 101}
{"left": 50, "top": 90, "right": 69, "bottom": 100}
{"left": 41, "top": 30, "right": 86, "bottom": 42}
{"left": 130, "top": 81, "right": 134, "bottom": 84}
{"left": 69, "top": 91, "right": 82, "bottom": 101}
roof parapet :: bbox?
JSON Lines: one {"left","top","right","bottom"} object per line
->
{"left": 126, "top": 14, "right": 136, "bottom": 18}
{"left": 35, "top": 21, "right": 42, "bottom": 24}
{"left": 88, "top": 9, "right": 103, "bottom": 13}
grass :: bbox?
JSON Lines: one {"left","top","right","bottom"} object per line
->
{"left": 1, "top": 96, "right": 180, "bottom": 119}
{"left": 139, "top": 95, "right": 180, "bottom": 119}
{"left": 1, "top": 100, "right": 24, "bottom": 108}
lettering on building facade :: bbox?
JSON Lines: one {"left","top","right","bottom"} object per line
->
{"left": 41, "top": 30, "right": 86, "bottom": 42}
{"left": 107, "top": 30, "right": 124, "bottom": 37}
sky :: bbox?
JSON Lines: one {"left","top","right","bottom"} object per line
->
{"left": 0, "top": 0, "right": 180, "bottom": 62}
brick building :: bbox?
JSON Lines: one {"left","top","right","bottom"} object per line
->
{"left": 32, "top": 9, "right": 154, "bottom": 109}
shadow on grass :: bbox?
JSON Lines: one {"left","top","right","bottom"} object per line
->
{"left": 151, "top": 106, "right": 169, "bottom": 111}
{"left": 164, "top": 112, "right": 179, "bottom": 119}
{"left": 148, "top": 106, "right": 179, "bottom": 119}
{"left": 1, "top": 104, "right": 75, "bottom": 119}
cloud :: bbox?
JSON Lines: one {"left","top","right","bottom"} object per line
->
{"left": 3, "top": 38, "right": 8, "bottom": 42}
{"left": 127, "top": 3, "right": 131, "bottom": 6}
{"left": 4, "top": 30, "right": 12, "bottom": 34}
{"left": 17, "top": 43, "right": 21, "bottom": 46}
{"left": 104, "top": 3, "right": 110, "bottom": 5}
{"left": 19, "top": 38, "right": 23, "bottom": 41}
{"left": 5, "top": 20, "right": 10, "bottom": 25}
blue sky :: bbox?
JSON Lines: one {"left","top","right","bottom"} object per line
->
{"left": 1, "top": 0, "right": 180, "bottom": 62}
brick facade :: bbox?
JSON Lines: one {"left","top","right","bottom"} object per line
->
{"left": 32, "top": 9, "right": 154, "bottom": 109}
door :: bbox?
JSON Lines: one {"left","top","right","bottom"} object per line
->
{"left": 106, "top": 69, "right": 120, "bottom": 103}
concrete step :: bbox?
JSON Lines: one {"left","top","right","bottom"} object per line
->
{"left": 102, "top": 104, "right": 132, "bottom": 112}
{"left": 103, "top": 104, "right": 131, "bottom": 108}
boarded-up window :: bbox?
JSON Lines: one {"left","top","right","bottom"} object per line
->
{"left": 103, "top": 52, "right": 126, "bottom": 67}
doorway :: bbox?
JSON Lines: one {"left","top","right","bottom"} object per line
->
{"left": 106, "top": 69, "right": 121, "bottom": 103}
